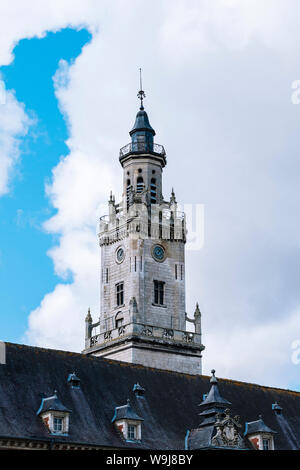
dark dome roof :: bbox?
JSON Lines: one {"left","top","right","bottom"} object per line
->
{"left": 130, "top": 108, "right": 155, "bottom": 136}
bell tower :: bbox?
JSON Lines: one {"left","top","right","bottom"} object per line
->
{"left": 83, "top": 78, "right": 205, "bottom": 375}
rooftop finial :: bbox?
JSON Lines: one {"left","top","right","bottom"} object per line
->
{"left": 210, "top": 369, "right": 217, "bottom": 384}
{"left": 137, "top": 68, "right": 146, "bottom": 110}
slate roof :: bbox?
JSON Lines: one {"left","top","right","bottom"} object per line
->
{"left": 0, "top": 342, "right": 300, "bottom": 450}
{"left": 245, "top": 417, "right": 277, "bottom": 436}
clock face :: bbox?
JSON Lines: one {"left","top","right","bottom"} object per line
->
{"left": 152, "top": 244, "right": 165, "bottom": 262}
{"left": 116, "top": 247, "right": 125, "bottom": 263}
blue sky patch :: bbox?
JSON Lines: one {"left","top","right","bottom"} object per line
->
{"left": 0, "top": 28, "right": 92, "bottom": 342}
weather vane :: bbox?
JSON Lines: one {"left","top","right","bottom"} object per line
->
{"left": 137, "top": 68, "right": 145, "bottom": 109}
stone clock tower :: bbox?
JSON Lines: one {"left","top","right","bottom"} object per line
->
{"left": 83, "top": 84, "right": 205, "bottom": 375}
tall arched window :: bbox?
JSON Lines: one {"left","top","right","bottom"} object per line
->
{"left": 126, "top": 179, "right": 131, "bottom": 210}
{"left": 136, "top": 176, "right": 144, "bottom": 193}
{"left": 150, "top": 178, "right": 157, "bottom": 204}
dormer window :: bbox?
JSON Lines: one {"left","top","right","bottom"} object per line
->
{"left": 112, "top": 399, "right": 143, "bottom": 442}
{"left": 53, "top": 417, "right": 63, "bottom": 433}
{"left": 244, "top": 416, "right": 276, "bottom": 450}
{"left": 128, "top": 424, "right": 137, "bottom": 440}
{"left": 37, "top": 391, "right": 71, "bottom": 436}
{"left": 68, "top": 372, "right": 81, "bottom": 389}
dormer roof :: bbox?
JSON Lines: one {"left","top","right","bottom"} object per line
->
{"left": 112, "top": 400, "right": 143, "bottom": 423}
{"left": 37, "top": 392, "right": 71, "bottom": 416}
{"left": 245, "top": 416, "right": 277, "bottom": 436}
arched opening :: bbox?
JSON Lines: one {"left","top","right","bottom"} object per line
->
{"left": 115, "top": 311, "right": 124, "bottom": 329}
{"left": 136, "top": 176, "right": 144, "bottom": 193}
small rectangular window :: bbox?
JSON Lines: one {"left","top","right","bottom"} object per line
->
{"left": 180, "top": 265, "right": 183, "bottom": 280}
{"left": 116, "top": 282, "right": 124, "bottom": 306}
{"left": 106, "top": 268, "right": 109, "bottom": 284}
{"left": 135, "top": 256, "right": 137, "bottom": 272}
{"left": 263, "top": 439, "right": 270, "bottom": 450}
{"left": 154, "top": 280, "right": 164, "bottom": 305}
{"left": 175, "top": 264, "right": 177, "bottom": 280}
{"left": 128, "top": 425, "right": 136, "bottom": 440}
{"left": 53, "top": 417, "right": 63, "bottom": 433}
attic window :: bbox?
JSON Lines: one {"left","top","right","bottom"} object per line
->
{"left": 68, "top": 372, "right": 80, "bottom": 389}
{"left": 263, "top": 439, "right": 271, "bottom": 450}
{"left": 112, "top": 399, "right": 143, "bottom": 442}
{"left": 53, "top": 417, "right": 63, "bottom": 433}
{"left": 272, "top": 402, "right": 283, "bottom": 415}
{"left": 36, "top": 392, "right": 71, "bottom": 436}
{"left": 133, "top": 383, "right": 145, "bottom": 397}
{"left": 128, "top": 425, "right": 137, "bottom": 440}
{"left": 244, "top": 415, "right": 276, "bottom": 450}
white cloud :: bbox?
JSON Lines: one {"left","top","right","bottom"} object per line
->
{"left": 0, "top": 0, "right": 298, "bottom": 389}
{"left": 0, "top": 86, "right": 30, "bottom": 195}
{"left": 204, "top": 308, "right": 300, "bottom": 388}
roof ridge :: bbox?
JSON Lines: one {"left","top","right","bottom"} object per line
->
{"left": 4, "top": 342, "right": 300, "bottom": 395}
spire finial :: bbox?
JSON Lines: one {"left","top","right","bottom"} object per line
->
{"left": 194, "top": 302, "right": 201, "bottom": 317}
{"left": 137, "top": 68, "right": 146, "bottom": 110}
{"left": 210, "top": 369, "right": 217, "bottom": 384}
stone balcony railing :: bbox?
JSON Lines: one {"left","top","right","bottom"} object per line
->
{"left": 98, "top": 206, "right": 186, "bottom": 245}
{"left": 119, "top": 142, "right": 166, "bottom": 159}
{"left": 86, "top": 318, "right": 203, "bottom": 351}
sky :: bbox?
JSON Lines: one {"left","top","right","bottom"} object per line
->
{"left": 0, "top": 0, "right": 300, "bottom": 391}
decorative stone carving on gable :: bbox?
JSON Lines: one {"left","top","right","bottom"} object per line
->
{"left": 211, "top": 409, "right": 245, "bottom": 449}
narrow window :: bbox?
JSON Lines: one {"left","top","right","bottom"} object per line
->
{"left": 175, "top": 264, "right": 177, "bottom": 280}
{"left": 159, "top": 211, "right": 162, "bottom": 239}
{"left": 154, "top": 281, "right": 164, "bottom": 305}
{"left": 140, "top": 256, "right": 143, "bottom": 272}
{"left": 263, "top": 439, "right": 270, "bottom": 450}
{"left": 150, "top": 178, "right": 157, "bottom": 204}
{"left": 116, "top": 282, "right": 124, "bottom": 306}
{"left": 180, "top": 265, "right": 183, "bottom": 280}
{"left": 136, "top": 176, "right": 144, "bottom": 193}
{"left": 106, "top": 268, "right": 109, "bottom": 284}
{"left": 126, "top": 180, "right": 131, "bottom": 210}
{"left": 135, "top": 256, "right": 137, "bottom": 272}
{"left": 128, "top": 425, "right": 136, "bottom": 440}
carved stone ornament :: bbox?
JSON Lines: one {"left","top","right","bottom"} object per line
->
{"left": 141, "top": 327, "right": 153, "bottom": 337}
{"left": 163, "top": 329, "right": 174, "bottom": 339}
{"left": 118, "top": 326, "right": 126, "bottom": 336}
{"left": 182, "top": 332, "right": 194, "bottom": 343}
{"left": 211, "top": 409, "right": 245, "bottom": 449}
{"left": 90, "top": 335, "right": 99, "bottom": 346}
{"left": 104, "top": 330, "right": 112, "bottom": 340}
